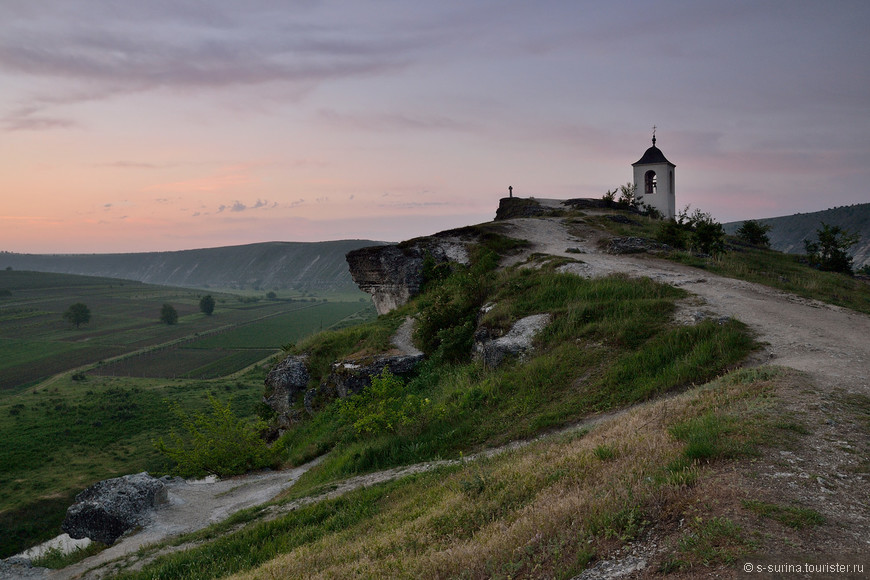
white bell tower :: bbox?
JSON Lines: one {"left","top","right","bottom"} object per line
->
{"left": 632, "top": 128, "right": 675, "bottom": 219}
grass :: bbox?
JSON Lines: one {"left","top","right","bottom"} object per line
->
{"left": 742, "top": 500, "right": 825, "bottom": 529}
{"left": 0, "top": 372, "right": 268, "bottom": 557}
{"left": 275, "top": 264, "right": 756, "bottom": 499}
{"left": 115, "top": 367, "right": 800, "bottom": 579}
{"left": 29, "top": 541, "right": 107, "bottom": 569}
{"left": 583, "top": 209, "right": 870, "bottom": 315}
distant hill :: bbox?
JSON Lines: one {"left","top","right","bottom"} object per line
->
{"left": 724, "top": 203, "right": 870, "bottom": 270}
{"left": 0, "top": 240, "right": 384, "bottom": 293}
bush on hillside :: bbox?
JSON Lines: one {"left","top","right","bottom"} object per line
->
{"left": 804, "top": 222, "right": 859, "bottom": 275}
{"left": 338, "top": 368, "right": 429, "bottom": 436}
{"left": 655, "top": 206, "right": 726, "bottom": 255}
{"left": 154, "top": 395, "right": 279, "bottom": 478}
{"left": 160, "top": 303, "right": 178, "bottom": 325}
{"left": 735, "top": 220, "right": 772, "bottom": 247}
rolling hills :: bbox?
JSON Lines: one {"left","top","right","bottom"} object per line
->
{"left": 0, "top": 240, "right": 384, "bottom": 294}
{"left": 724, "top": 202, "right": 870, "bottom": 269}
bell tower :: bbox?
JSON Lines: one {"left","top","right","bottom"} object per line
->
{"left": 632, "top": 128, "right": 675, "bottom": 219}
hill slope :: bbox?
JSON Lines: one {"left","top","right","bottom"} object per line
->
{"left": 8, "top": 202, "right": 869, "bottom": 578}
{"left": 724, "top": 203, "right": 870, "bottom": 269}
{"left": 0, "top": 240, "right": 383, "bottom": 293}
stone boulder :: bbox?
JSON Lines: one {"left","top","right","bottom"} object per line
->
{"left": 62, "top": 472, "right": 168, "bottom": 545}
{"left": 304, "top": 353, "right": 424, "bottom": 414}
{"left": 263, "top": 354, "right": 310, "bottom": 417}
{"left": 473, "top": 314, "right": 551, "bottom": 368}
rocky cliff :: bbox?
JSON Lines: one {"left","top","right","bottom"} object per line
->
{"left": 346, "top": 234, "right": 470, "bottom": 315}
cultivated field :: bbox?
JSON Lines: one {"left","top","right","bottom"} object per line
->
{"left": 0, "top": 270, "right": 375, "bottom": 557}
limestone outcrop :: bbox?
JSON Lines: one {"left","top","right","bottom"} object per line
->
{"left": 304, "top": 353, "right": 424, "bottom": 414}
{"left": 346, "top": 238, "right": 469, "bottom": 315}
{"left": 62, "top": 472, "right": 168, "bottom": 545}
{"left": 263, "top": 355, "right": 309, "bottom": 415}
{"left": 473, "top": 313, "right": 551, "bottom": 368}
{"left": 605, "top": 236, "right": 672, "bottom": 255}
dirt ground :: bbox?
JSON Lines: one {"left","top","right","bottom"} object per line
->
{"left": 15, "top": 208, "right": 869, "bottom": 579}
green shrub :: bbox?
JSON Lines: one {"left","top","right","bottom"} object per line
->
{"left": 656, "top": 220, "right": 688, "bottom": 249}
{"left": 154, "top": 395, "right": 279, "bottom": 478}
{"left": 804, "top": 222, "right": 859, "bottom": 274}
{"left": 735, "top": 220, "right": 772, "bottom": 247}
{"left": 338, "top": 368, "right": 429, "bottom": 436}
{"left": 414, "top": 267, "right": 489, "bottom": 363}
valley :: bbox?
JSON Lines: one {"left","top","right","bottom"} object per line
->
{"left": 0, "top": 270, "right": 375, "bottom": 558}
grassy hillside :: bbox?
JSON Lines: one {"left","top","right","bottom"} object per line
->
{"left": 723, "top": 203, "right": 870, "bottom": 270}
{"left": 9, "top": 212, "right": 869, "bottom": 575}
{"left": 88, "top": 213, "right": 870, "bottom": 579}
{"left": 0, "top": 240, "right": 383, "bottom": 294}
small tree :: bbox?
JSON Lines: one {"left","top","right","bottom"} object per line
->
{"left": 199, "top": 294, "right": 215, "bottom": 316}
{"left": 690, "top": 212, "right": 726, "bottom": 255}
{"left": 154, "top": 395, "right": 278, "bottom": 478}
{"left": 804, "top": 223, "right": 859, "bottom": 274}
{"left": 160, "top": 303, "right": 178, "bottom": 325}
{"left": 736, "top": 220, "right": 772, "bottom": 247}
{"left": 63, "top": 303, "right": 91, "bottom": 328}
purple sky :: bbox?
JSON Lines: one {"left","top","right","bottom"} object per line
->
{"left": 2, "top": 0, "right": 869, "bottom": 253}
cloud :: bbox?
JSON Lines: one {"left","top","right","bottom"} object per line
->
{"left": 1, "top": 105, "right": 75, "bottom": 131}
{"left": 215, "top": 198, "right": 277, "bottom": 214}
{"left": 317, "top": 108, "right": 474, "bottom": 133}
{"left": 0, "top": 2, "right": 434, "bottom": 111}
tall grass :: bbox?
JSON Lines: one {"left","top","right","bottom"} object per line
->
{"left": 279, "top": 267, "right": 756, "bottom": 497}
{"left": 119, "top": 368, "right": 795, "bottom": 580}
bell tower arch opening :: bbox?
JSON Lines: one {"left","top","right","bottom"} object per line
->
{"left": 644, "top": 170, "right": 657, "bottom": 194}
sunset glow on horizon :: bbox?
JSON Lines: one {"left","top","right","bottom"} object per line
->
{"left": 2, "top": 1, "right": 869, "bottom": 254}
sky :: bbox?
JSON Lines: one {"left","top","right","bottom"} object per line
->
{"left": 2, "top": 0, "right": 869, "bottom": 254}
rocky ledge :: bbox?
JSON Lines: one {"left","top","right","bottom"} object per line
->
{"left": 62, "top": 472, "right": 168, "bottom": 545}
{"left": 346, "top": 236, "right": 469, "bottom": 315}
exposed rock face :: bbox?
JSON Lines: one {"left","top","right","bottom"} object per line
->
{"left": 346, "top": 238, "right": 469, "bottom": 315}
{"left": 473, "top": 314, "right": 551, "bottom": 368}
{"left": 263, "top": 355, "right": 310, "bottom": 417}
{"left": 304, "top": 353, "right": 424, "bottom": 414}
{"left": 606, "top": 236, "right": 672, "bottom": 255}
{"left": 62, "top": 472, "right": 168, "bottom": 545}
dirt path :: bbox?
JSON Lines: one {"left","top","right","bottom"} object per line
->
{"left": 42, "top": 461, "right": 319, "bottom": 580}
{"left": 501, "top": 214, "right": 870, "bottom": 397}
{"left": 22, "top": 210, "right": 869, "bottom": 579}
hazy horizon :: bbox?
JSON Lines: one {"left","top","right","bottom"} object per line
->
{"left": 3, "top": 1, "right": 869, "bottom": 254}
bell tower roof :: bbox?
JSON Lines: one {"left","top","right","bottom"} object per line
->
{"left": 632, "top": 131, "right": 674, "bottom": 166}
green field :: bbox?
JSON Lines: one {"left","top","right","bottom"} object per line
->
{"left": 0, "top": 270, "right": 374, "bottom": 389}
{"left": 0, "top": 270, "right": 376, "bottom": 557}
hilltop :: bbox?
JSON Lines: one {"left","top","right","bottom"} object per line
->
{"left": 0, "top": 240, "right": 383, "bottom": 294}
{"left": 724, "top": 202, "right": 870, "bottom": 270}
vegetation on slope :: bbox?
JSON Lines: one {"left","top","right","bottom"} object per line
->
{"left": 585, "top": 210, "right": 870, "bottom": 314}
{"left": 117, "top": 369, "right": 818, "bottom": 579}
{"left": 271, "top": 242, "right": 755, "bottom": 500}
